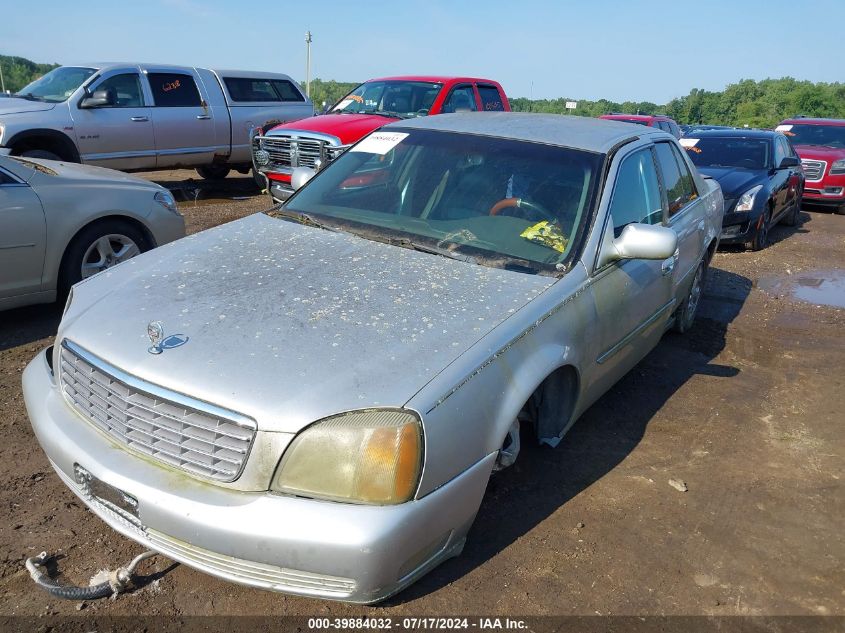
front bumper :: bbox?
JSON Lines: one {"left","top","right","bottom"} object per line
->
{"left": 23, "top": 349, "right": 495, "bottom": 603}
{"left": 719, "top": 208, "right": 760, "bottom": 245}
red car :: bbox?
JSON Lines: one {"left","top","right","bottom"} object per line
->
{"left": 599, "top": 113, "right": 681, "bottom": 139}
{"left": 253, "top": 76, "right": 510, "bottom": 201}
{"left": 776, "top": 117, "right": 845, "bottom": 214}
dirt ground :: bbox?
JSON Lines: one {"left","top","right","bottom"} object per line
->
{"left": 0, "top": 170, "right": 842, "bottom": 626}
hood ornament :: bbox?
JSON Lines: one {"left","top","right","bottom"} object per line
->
{"left": 147, "top": 321, "right": 165, "bottom": 354}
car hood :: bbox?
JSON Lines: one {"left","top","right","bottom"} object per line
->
{"left": 269, "top": 113, "right": 397, "bottom": 145}
{"left": 61, "top": 213, "right": 554, "bottom": 434}
{"left": 696, "top": 166, "right": 766, "bottom": 199}
{"left": 793, "top": 145, "right": 845, "bottom": 161}
{"left": 19, "top": 157, "right": 162, "bottom": 189}
{"left": 0, "top": 96, "right": 57, "bottom": 116}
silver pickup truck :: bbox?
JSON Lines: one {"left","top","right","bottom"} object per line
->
{"left": 0, "top": 64, "right": 314, "bottom": 181}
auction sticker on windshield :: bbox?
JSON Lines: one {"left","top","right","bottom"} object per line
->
{"left": 775, "top": 124, "right": 793, "bottom": 132}
{"left": 352, "top": 132, "right": 409, "bottom": 155}
{"left": 679, "top": 138, "right": 699, "bottom": 147}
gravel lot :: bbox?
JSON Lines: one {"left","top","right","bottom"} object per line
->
{"left": 0, "top": 170, "right": 842, "bottom": 624}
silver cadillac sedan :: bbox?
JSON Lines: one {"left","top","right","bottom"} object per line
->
{"left": 0, "top": 154, "right": 185, "bottom": 311}
{"left": 23, "top": 113, "right": 723, "bottom": 603}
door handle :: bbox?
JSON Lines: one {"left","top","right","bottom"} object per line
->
{"left": 697, "top": 220, "right": 705, "bottom": 231}
{"left": 130, "top": 116, "right": 149, "bottom": 122}
{"left": 196, "top": 114, "right": 211, "bottom": 120}
{"left": 661, "top": 256, "right": 675, "bottom": 276}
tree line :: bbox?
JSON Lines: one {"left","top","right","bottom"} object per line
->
{"left": 3, "top": 55, "right": 843, "bottom": 129}
{"left": 0, "top": 55, "right": 59, "bottom": 93}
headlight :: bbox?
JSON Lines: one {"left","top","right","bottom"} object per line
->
{"left": 272, "top": 409, "right": 423, "bottom": 505}
{"left": 734, "top": 184, "right": 763, "bottom": 212}
{"left": 830, "top": 159, "right": 845, "bottom": 175}
{"left": 154, "top": 190, "right": 179, "bottom": 214}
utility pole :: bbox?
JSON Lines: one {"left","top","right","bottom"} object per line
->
{"left": 0, "top": 63, "right": 5, "bottom": 94}
{"left": 305, "top": 30, "right": 313, "bottom": 98}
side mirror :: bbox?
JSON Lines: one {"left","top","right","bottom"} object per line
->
{"left": 80, "top": 88, "right": 114, "bottom": 108}
{"left": 599, "top": 223, "right": 678, "bottom": 267}
{"left": 291, "top": 166, "right": 316, "bottom": 191}
{"left": 778, "top": 156, "right": 800, "bottom": 169}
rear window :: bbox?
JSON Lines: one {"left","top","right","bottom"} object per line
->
{"left": 224, "top": 77, "right": 305, "bottom": 103}
{"left": 478, "top": 85, "right": 505, "bottom": 111}
{"left": 148, "top": 73, "right": 202, "bottom": 107}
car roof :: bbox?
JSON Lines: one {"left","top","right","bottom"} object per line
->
{"left": 388, "top": 112, "right": 672, "bottom": 153}
{"left": 781, "top": 117, "right": 845, "bottom": 127}
{"left": 687, "top": 129, "right": 778, "bottom": 139}
{"left": 370, "top": 75, "right": 500, "bottom": 84}
{"left": 69, "top": 63, "right": 296, "bottom": 81}
{"left": 600, "top": 113, "right": 671, "bottom": 122}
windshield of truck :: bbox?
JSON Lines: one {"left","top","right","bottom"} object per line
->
{"left": 682, "top": 137, "right": 771, "bottom": 170}
{"left": 331, "top": 81, "right": 443, "bottom": 118}
{"left": 15, "top": 66, "right": 97, "bottom": 103}
{"left": 778, "top": 124, "right": 845, "bottom": 148}
{"left": 281, "top": 128, "right": 603, "bottom": 274}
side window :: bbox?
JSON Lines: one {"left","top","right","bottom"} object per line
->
{"left": 272, "top": 80, "right": 305, "bottom": 102}
{"left": 441, "top": 85, "right": 477, "bottom": 113}
{"left": 773, "top": 138, "right": 787, "bottom": 167}
{"left": 655, "top": 142, "right": 698, "bottom": 216}
{"left": 224, "top": 77, "right": 279, "bottom": 102}
{"left": 148, "top": 73, "right": 202, "bottom": 107}
{"left": 93, "top": 73, "right": 144, "bottom": 107}
{"left": 477, "top": 85, "right": 504, "bottom": 111}
{"left": 0, "top": 170, "right": 15, "bottom": 185}
{"left": 609, "top": 148, "right": 664, "bottom": 237}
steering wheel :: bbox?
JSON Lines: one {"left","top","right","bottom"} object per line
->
{"left": 489, "top": 198, "right": 556, "bottom": 222}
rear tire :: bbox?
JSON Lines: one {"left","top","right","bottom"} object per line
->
{"left": 19, "top": 149, "right": 62, "bottom": 161}
{"left": 196, "top": 164, "right": 231, "bottom": 180}
{"left": 59, "top": 220, "right": 149, "bottom": 296}
{"left": 674, "top": 260, "right": 706, "bottom": 334}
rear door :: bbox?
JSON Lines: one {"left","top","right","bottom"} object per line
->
{"left": 0, "top": 166, "right": 46, "bottom": 298}
{"left": 654, "top": 141, "right": 704, "bottom": 302}
{"left": 71, "top": 67, "right": 156, "bottom": 169}
{"left": 439, "top": 84, "right": 479, "bottom": 113}
{"left": 143, "top": 69, "right": 217, "bottom": 167}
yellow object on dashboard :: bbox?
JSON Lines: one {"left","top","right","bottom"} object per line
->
{"left": 520, "top": 221, "right": 568, "bottom": 253}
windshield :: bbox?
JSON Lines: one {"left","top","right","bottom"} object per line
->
{"left": 682, "top": 137, "right": 771, "bottom": 170}
{"left": 15, "top": 66, "right": 96, "bottom": 103}
{"left": 331, "top": 80, "right": 443, "bottom": 118}
{"left": 282, "top": 128, "right": 603, "bottom": 274}
{"left": 779, "top": 124, "right": 845, "bottom": 148}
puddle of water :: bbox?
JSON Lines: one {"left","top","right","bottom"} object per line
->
{"left": 758, "top": 270, "right": 845, "bottom": 308}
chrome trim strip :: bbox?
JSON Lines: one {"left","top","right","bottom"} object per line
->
{"left": 596, "top": 298, "right": 676, "bottom": 365}
{"left": 256, "top": 130, "right": 342, "bottom": 146}
{"left": 61, "top": 339, "right": 257, "bottom": 432}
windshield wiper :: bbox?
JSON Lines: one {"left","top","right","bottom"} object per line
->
{"left": 14, "top": 92, "right": 45, "bottom": 102}
{"left": 385, "top": 236, "right": 476, "bottom": 264}
{"left": 265, "top": 208, "right": 339, "bottom": 232}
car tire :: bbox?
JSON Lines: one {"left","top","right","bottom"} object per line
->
{"left": 196, "top": 165, "right": 231, "bottom": 180}
{"left": 749, "top": 209, "right": 771, "bottom": 251}
{"left": 59, "top": 220, "right": 150, "bottom": 296}
{"left": 836, "top": 205, "right": 845, "bottom": 216}
{"left": 674, "top": 260, "right": 706, "bottom": 334}
{"left": 19, "top": 149, "right": 62, "bottom": 161}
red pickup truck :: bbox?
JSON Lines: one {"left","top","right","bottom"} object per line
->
{"left": 776, "top": 117, "right": 845, "bottom": 214}
{"left": 252, "top": 75, "right": 510, "bottom": 201}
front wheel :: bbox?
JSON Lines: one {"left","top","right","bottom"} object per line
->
{"left": 674, "top": 261, "right": 706, "bottom": 334}
{"left": 749, "top": 209, "right": 771, "bottom": 251}
{"left": 836, "top": 205, "right": 845, "bottom": 216}
{"left": 196, "top": 164, "right": 231, "bottom": 180}
{"left": 59, "top": 220, "right": 149, "bottom": 295}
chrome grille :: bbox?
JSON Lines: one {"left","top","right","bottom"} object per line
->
{"left": 801, "top": 159, "right": 825, "bottom": 181}
{"left": 260, "top": 135, "right": 327, "bottom": 169}
{"left": 59, "top": 341, "right": 256, "bottom": 482}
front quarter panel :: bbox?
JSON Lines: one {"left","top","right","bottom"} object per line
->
{"left": 409, "top": 266, "right": 594, "bottom": 498}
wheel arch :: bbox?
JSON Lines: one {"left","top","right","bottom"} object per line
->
{"left": 53, "top": 214, "right": 156, "bottom": 292}
{"left": 7, "top": 129, "right": 81, "bottom": 163}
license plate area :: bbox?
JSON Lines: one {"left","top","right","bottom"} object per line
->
{"left": 73, "top": 464, "right": 143, "bottom": 531}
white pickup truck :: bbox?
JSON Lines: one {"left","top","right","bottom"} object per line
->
{"left": 0, "top": 64, "right": 314, "bottom": 181}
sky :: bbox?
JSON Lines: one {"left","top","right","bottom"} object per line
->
{"left": 2, "top": 0, "right": 842, "bottom": 104}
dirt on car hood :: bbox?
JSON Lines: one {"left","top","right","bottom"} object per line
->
{"left": 59, "top": 213, "right": 554, "bottom": 433}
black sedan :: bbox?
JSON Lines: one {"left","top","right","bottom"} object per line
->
{"left": 681, "top": 129, "right": 804, "bottom": 250}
